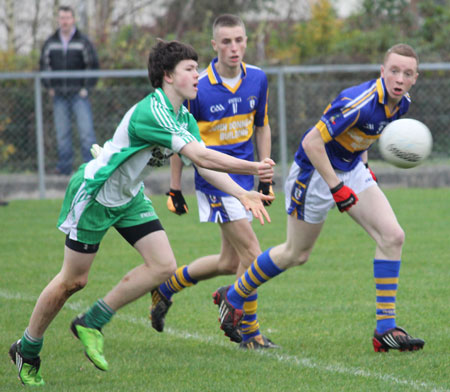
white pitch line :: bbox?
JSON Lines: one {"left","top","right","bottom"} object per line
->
{"left": 1, "top": 289, "right": 447, "bottom": 392}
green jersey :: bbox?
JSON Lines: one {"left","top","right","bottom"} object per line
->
{"left": 84, "top": 88, "right": 201, "bottom": 207}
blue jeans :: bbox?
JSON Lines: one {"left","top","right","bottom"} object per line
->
{"left": 53, "top": 93, "right": 96, "bottom": 174}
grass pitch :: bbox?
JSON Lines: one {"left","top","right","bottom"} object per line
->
{"left": 0, "top": 188, "right": 449, "bottom": 391}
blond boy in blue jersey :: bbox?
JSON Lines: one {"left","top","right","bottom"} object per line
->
{"left": 213, "top": 43, "right": 425, "bottom": 352}
{"left": 8, "top": 39, "right": 275, "bottom": 386}
{"left": 151, "top": 14, "right": 277, "bottom": 349}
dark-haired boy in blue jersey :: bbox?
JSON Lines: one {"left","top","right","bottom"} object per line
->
{"left": 213, "top": 43, "right": 425, "bottom": 352}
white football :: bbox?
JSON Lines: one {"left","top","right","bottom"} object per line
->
{"left": 378, "top": 118, "right": 433, "bottom": 168}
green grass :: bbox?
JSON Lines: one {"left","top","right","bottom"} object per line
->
{"left": 0, "top": 189, "right": 449, "bottom": 391}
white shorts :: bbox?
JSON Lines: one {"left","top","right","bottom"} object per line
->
{"left": 196, "top": 191, "right": 253, "bottom": 223}
{"left": 285, "top": 160, "right": 376, "bottom": 224}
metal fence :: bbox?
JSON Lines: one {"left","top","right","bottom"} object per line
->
{"left": 0, "top": 64, "right": 449, "bottom": 199}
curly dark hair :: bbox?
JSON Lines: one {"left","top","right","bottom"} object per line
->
{"left": 147, "top": 39, "right": 198, "bottom": 88}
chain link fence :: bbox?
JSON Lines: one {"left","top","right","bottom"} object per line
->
{"left": 0, "top": 65, "right": 449, "bottom": 199}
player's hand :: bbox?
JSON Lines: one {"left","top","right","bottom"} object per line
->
{"left": 256, "top": 158, "right": 275, "bottom": 182}
{"left": 166, "top": 189, "right": 189, "bottom": 215}
{"left": 258, "top": 181, "right": 275, "bottom": 206}
{"left": 238, "top": 190, "right": 273, "bottom": 225}
{"left": 330, "top": 181, "right": 358, "bottom": 212}
{"left": 79, "top": 88, "right": 88, "bottom": 98}
{"left": 90, "top": 143, "right": 102, "bottom": 159}
{"left": 365, "top": 163, "right": 378, "bottom": 182}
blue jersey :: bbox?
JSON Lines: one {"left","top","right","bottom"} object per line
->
{"left": 294, "top": 77, "right": 411, "bottom": 171}
{"left": 186, "top": 57, "right": 269, "bottom": 196}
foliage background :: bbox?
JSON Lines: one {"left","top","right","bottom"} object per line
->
{"left": 1, "top": 0, "right": 450, "bottom": 72}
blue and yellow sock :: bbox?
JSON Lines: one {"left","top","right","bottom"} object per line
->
{"left": 227, "top": 249, "right": 284, "bottom": 309}
{"left": 159, "top": 265, "right": 198, "bottom": 301}
{"left": 84, "top": 298, "right": 115, "bottom": 330}
{"left": 374, "top": 259, "right": 400, "bottom": 334}
{"left": 242, "top": 294, "right": 261, "bottom": 342}
{"left": 19, "top": 328, "right": 43, "bottom": 359}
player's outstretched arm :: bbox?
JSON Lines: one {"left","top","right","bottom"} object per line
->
{"left": 180, "top": 140, "right": 275, "bottom": 182}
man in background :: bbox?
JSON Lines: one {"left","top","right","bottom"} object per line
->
{"left": 40, "top": 5, "right": 98, "bottom": 175}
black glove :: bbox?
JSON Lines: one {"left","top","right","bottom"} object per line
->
{"left": 166, "top": 189, "right": 188, "bottom": 215}
{"left": 257, "top": 181, "right": 275, "bottom": 206}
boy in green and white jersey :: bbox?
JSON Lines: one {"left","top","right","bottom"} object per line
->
{"left": 9, "top": 39, "right": 275, "bottom": 386}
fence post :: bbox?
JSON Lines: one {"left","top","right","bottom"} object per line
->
{"left": 34, "top": 74, "right": 46, "bottom": 198}
{"left": 277, "top": 68, "right": 288, "bottom": 186}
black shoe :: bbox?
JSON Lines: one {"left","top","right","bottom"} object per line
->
{"left": 9, "top": 340, "right": 45, "bottom": 386}
{"left": 240, "top": 334, "right": 280, "bottom": 350}
{"left": 149, "top": 288, "right": 172, "bottom": 332}
{"left": 212, "top": 286, "right": 243, "bottom": 343}
{"left": 373, "top": 326, "right": 425, "bottom": 352}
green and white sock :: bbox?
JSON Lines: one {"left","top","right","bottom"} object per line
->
{"left": 84, "top": 299, "right": 115, "bottom": 330}
{"left": 19, "top": 328, "right": 43, "bottom": 359}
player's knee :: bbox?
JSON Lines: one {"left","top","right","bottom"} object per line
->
{"left": 293, "top": 252, "right": 310, "bottom": 267}
{"left": 380, "top": 226, "right": 405, "bottom": 250}
{"left": 237, "top": 244, "right": 261, "bottom": 269}
{"left": 281, "top": 248, "right": 311, "bottom": 269}
{"left": 217, "top": 259, "right": 239, "bottom": 275}
{"left": 159, "top": 259, "right": 178, "bottom": 281}
{"left": 63, "top": 278, "right": 87, "bottom": 297}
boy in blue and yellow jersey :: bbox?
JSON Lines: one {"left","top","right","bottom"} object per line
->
{"left": 8, "top": 40, "right": 274, "bottom": 386}
{"left": 150, "top": 14, "right": 277, "bottom": 349}
{"left": 213, "top": 43, "right": 426, "bottom": 352}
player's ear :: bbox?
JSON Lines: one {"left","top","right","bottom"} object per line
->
{"left": 163, "top": 71, "right": 173, "bottom": 84}
{"left": 211, "top": 39, "right": 217, "bottom": 52}
{"left": 380, "top": 65, "right": 385, "bottom": 78}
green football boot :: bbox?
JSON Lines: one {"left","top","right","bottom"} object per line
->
{"left": 70, "top": 314, "right": 109, "bottom": 371}
{"left": 9, "top": 340, "right": 45, "bottom": 386}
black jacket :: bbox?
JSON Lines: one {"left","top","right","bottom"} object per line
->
{"left": 39, "top": 28, "right": 99, "bottom": 94}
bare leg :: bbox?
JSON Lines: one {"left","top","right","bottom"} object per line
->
{"left": 270, "top": 214, "right": 324, "bottom": 269}
{"left": 103, "top": 230, "right": 177, "bottom": 311}
{"left": 348, "top": 185, "right": 404, "bottom": 260}
{"left": 187, "top": 218, "right": 260, "bottom": 280}
{"left": 27, "top": 247, "right": 95, "bottom": 338}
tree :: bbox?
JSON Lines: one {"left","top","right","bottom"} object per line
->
{"left": 30, "top": 0, "right": 42, "bottom": 52}
{"left": 154, "top": 0, "right": 276, "bottom": 40}
{"left": 3, "top": 0, "right": 15, "bottom": 52}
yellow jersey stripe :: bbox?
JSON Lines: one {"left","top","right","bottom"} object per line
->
{"left": 316, "top": 120, "right": 332, "bottom": 143}
{"left": 342, "top": 86, "right": 377, "bottom": 114}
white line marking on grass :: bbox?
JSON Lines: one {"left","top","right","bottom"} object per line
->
{"left": 1, "top": 289, "right": 447, "bottom": 392}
